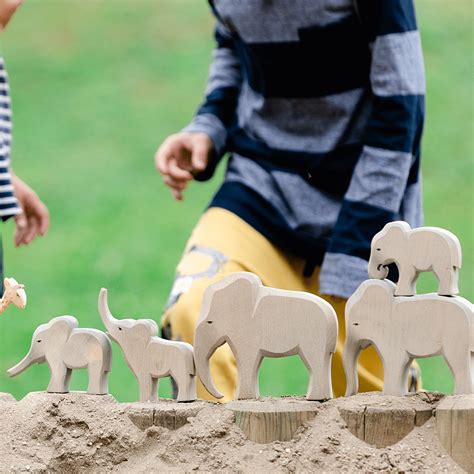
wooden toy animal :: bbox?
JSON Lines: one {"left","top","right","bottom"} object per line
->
{"left": 368, "top": 221, "right": 462, "bottom": 296}
{"left": 0, "top": 277, "right": 26, "bottom": 314}
{"left": 194, "top": 272, "right": 338, "bottom": 401}
{"left": 343, "top": 279, "right": 473, "bottom": 397}
{"left": 98, "top": 288, "right": 196, "bottom": 402}
{"left": 8, "top": 316, "right": 111, "bottom": 394}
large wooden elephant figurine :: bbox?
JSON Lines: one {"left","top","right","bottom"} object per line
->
{"left": 8, "top": 316, "right": 112, "bottom": 394}
{"left": 343, "top": 279, "right": 473, "bottom": 396}
{"left": 368, "top": 221, "right": 462, "bottom": 296}
{"left": 194, "top": 272, "right": 338, "bottom": 401}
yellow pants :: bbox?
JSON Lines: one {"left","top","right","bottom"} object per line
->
{"left": 162, "top": 207, "right": 386, "bottom": 402}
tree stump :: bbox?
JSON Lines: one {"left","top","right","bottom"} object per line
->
{"left": 436, "top": 395, "right": 474, "bottom": 473}
{"left": 338, "top": 392, "right": 442, "bottom": 448}
{"left": 123, "top": 399, "right": 214, "bottom": 430}
{"left": 226, "top": 398, "right": 320, "bottom": 444}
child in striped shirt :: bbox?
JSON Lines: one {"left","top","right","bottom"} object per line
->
{"left": 0, "top": 0, "right": 49, "bottom": 285}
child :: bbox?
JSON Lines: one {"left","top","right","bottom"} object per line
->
{"left": 156, "top": 0, "right": 425, "bottom": 401}
{"left": 0, "top": 0, "right": 49, "bottom": 286}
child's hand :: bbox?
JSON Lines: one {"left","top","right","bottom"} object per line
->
{"left": 155, "top": 132, "right": 213, "bottom": 201}
{"left": 11, "top": 175, "right": 49, "bottom": 247}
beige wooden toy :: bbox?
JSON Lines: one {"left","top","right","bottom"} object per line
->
{"left": 99, "top": 288, "right": 196, "bottom": 402}
{"left": 8, "top": 316, "right": 112, "bottom": 394}
{"left": 343, "top": 279, "right": 473, "bottom": 397}
{"left": 194, "top": 272, "right": 338, "bottom": 401}
{"left": 0, "top": 277, "right": 26, "bottom": 314}
{"left": 368, "top": 221, "right": 462, "bottom": 296}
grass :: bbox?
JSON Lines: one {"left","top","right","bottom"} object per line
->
{"left": 0, "top": 0, "right": 472, "bottom": 401}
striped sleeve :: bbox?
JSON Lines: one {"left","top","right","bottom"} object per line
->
{"left": 0, "top": 57, "right": 20, "bottom": 221}
{"left": 182, "top": 16, "right": 243, "bottom": 181}
{"left": 319, "top": 0, "right": 425, "bottom": 298}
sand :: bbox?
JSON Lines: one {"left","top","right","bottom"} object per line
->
{"left": 0, "top": 391, "right": 465, "bottom": 473}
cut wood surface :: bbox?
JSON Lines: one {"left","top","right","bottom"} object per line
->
{"left": 368, "top": 221, "right": 462, "bottom": 296}
{"left": 436, "top": 395, "right": 474, "bottom": 473}
{"left": 123, "top": 400, "right": 214, "bottom": 430}
{"left": 195, "top": 272, "right": 338, "bottom": 401}
{"left": 226, "top": 397, "right": 320, "bottom": 443}
{"left": 338, "top": 392, "right": 443, "bottom": 448}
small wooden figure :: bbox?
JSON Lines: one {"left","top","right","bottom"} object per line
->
{"left": 98, "top": 288, "right": 196, "bottom": 402}
{"left": 368, "top": 221, "right": 462, "bottom": 296}
{"left": 343, "top": 279, "right": 474, "bottom": 397}
{"left": 8, "top": 316, "right": 112, "bottom": 394}
{"left": 194, "top": 272, "right": 338, "bottom": 401}
{"left": 0, "top": 277, "right": 26, "bottom": 314}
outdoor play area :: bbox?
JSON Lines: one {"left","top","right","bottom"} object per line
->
{"left": 0, "top": 1, "right": 472, "bottom": 472}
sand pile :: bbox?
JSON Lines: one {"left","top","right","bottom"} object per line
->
{"left": 0, "top": 391, "right": 464, "bottom": 473}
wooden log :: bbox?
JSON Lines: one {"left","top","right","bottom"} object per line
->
{"left": 436, "top": 395, "right": 474, "bottom": 473}
{"left": 338, "top": 392, "right": 438, "bottom": 448}
{"left": 226, "top": 398, "right": 320, "bottom": 444}
{"left": 123, "top": 400, "right": 213, "bottom": 431}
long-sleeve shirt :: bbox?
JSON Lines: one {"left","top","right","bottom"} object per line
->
{"left": 0, "top": 57, "right": 20, "bottom": 220}
{"left": 184, "top": 0, "right": 425, "bottom": 298}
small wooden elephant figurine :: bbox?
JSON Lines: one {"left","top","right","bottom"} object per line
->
{"left": 0, "top": 277, "right": 27, "bottom": 314}
{"left": 368, "top": 221, "right": 462, "bottom": 296}
{"left": 194, "top": 272, "right": 338, "bottom": 401}
{"left": 98, "top": 289, "right": 196, "bottom": 402}
{"left": 343, "top": 279, "right": 473, "bottom": 397}
{"left": 8, "top": 316, "right": 112, "bottom": 394}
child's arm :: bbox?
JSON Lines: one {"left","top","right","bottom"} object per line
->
{"left": 155, "top": 19, "right": 243, "bottom": 200}
{"left": 319, "top": 0, "right": 425, "bottom": 298}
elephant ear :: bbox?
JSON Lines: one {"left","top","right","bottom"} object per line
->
{"left": 130, "top": 321, "right": 155, "bottom": 342}
{"left": 361, "top": 280, "right": 395, "bottom": 316}
{"left": 384, "top": 221, "right": 411, "bottom": 239}
{"left": 47, "top": 316, "right": 78, "bottom": 344}
{"left": 199, "top": 272, "right": 261, "bottom": 323}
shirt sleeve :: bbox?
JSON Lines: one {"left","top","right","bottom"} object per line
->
{"left": 319, "top": 0, "right": 425, "bottom": 298}
{"left": 183, "top": 18, "right": 243, "bottom": 181}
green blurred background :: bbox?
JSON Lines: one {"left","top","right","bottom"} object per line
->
{"left": 0, "top": 0, "right": 472, "bottom": 401}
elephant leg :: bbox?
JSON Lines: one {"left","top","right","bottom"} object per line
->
{"left": 47, "top": 364, "right": 71, "bottom": 393}
{"left": 444, "top": 347, "right": 473, "bottom": 394}
{"left": 396, "top": 268, "right": 418, "bottom": 296}
{"left": 150, "top": 378, "right": 159, "bottom": 402}
{"left": 138, "top": 374, "right": 154, "bottom": 402}
{"left": 236, "top": 353, "right": 262, "bottom": 400}
{"left": 87, "top": 363, "right": 109, "bottom": 395}
{"left": 173, "top": 369, "right": 197, "bottom": 402}
{"left": 299, "top": 345, "right": 333, "bottom": 400}
{"left": 434, "top": 266, "right": 459, "bottom": 295}
{"left": 382, "top": 353, "right": 412, "bottom": 396}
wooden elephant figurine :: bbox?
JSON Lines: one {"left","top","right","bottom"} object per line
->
{"left": 343, "top": 279, "right": 473, "bottom": 397}
{"left": 194, "top": 272, "right": 338, "bottom": 401}
{"left": 98, "top": 289, "right": 196, "bottom": 402}
{"left": 8, "top": 316, "right": 112, "bottom": 394}
{"left": 368, "top": 221, "right": 462, "bottom": 296}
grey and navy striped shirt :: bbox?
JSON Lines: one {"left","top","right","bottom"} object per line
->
{"left": 185, "top": 0, "right": 425, "bottom": 298}
{"left": 0, "top": 57, "right": 20, "bottom": 220}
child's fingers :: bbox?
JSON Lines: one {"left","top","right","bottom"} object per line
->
{"left": 21, "top": 216, "right": 39, "bottom": 246}
{"left": 35, "top": 201, "right": 50, "bottom": 236}
{"left": 163, "top": 175, "right": 187, "bottom": 191}
{"left": 191, "top": 138, "right": 210, "bottom": 172}
{"left": 168, "top": 159, "right": 193, "bottom": 180}
{"left": 14, "top": 213, "right": 27, "bottom": 247}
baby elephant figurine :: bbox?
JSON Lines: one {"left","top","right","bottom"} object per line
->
{"left": 0, "top": 277, "right": 27, "bottom": 314}
{"left": 194, "top": 272, "right": 338, "bottom": 401}
{"left": 8, "top": 316, "right": 112, "bottom": 394}
{"left": 98, "top": 289, "right": 196, "bottom": 402}
{"left": 368, "top": 221, "right": 462, "bottom": 296}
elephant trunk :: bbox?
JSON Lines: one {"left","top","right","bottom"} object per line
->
{"left": 98, "top": 288, "right": 120, "bottom": 334}
{"left": 7, "top": 350, "right": 40, "bottom": 377}
{"left": 343, "top": 337, "right": 362, "bottom": 397}
{"left": 368, "top": 254, "right": 389, "bottom": 279}
{"left": 194, "top": 326, "right": 225, "bottom": 400}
